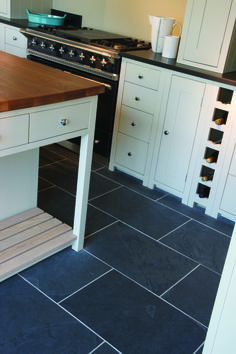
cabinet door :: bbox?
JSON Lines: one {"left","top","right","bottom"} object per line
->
{"left": 155, "top": 75, "right": 205, "bottom": 194}
{"left": 182, "top": 0, "right": 232, "bottom": 67}
{"left": 0, "top": 0, "right": 9, "bottom": 17}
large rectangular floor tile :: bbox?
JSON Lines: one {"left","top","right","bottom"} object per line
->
{"left": 20, "top": 248, "right": 111, "bottom": 302}
{"left": 0, "top": 275, "right": 102, "bottom": 353}
{"left": 61, "top": 270, "right": 206, "bottom": 354}
{"left": 90, "top": 187, "right": 190, "bottom": 239}
{"left": 160, "top": 219, "right": 231, "bottom": 274}
{"left": 85, "top": 221, "right": 197, "bottom": 295}
{"left": 162, "top": 265, "right": 221, "bottom": 326}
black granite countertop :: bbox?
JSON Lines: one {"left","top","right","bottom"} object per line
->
{"left": 121, "top": 50, "right": 236, "bottom": 88}
{"left": 0, "top": 16, "right": 29, "bottom": 28}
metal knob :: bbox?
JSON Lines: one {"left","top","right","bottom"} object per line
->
{"left": 164, "top": 130, "right": 169, "bottom": 135}
{"left": 79, "top": 52, "right": 85, "bottom": 60}
{"left": 69, "top": 50, "right": 75, "bottom": 57}
{"left": 49, "top": 44, "right": 55, "bottom": 51}
{"left": 12, "top": 36, "right": 17, "bottom": 41}
{"left": 59, "top": 46, "right": 65, "bottom": 54}
{"left": 135, "top": 97, "right": 140, "bottom": 101}
{"left": 101, "top": 58, "right": 107, "bottom": 66}
{"left": 59, "top": 119, "right": 68, "bottom": 126}
{"left": 131, "top": 122, "right": 136, "bottom": 127}
{"left": 90, "top": 55, "right": 96, "bottom": 63}
{"left": 128, "top": 152, "right": 132, "bottom": 157}
{"left": 31, "top": 38, "right": 37, "bottom": 46}
{"left": 40, "top": 41, "right": 46, "bottom": 48}
{"left": 138, "top": 74, "right": 143, "bottom": 79}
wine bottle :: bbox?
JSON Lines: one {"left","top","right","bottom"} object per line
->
{"left": 206, "top": 151, "right": 218, "bottom": 163}
{"left": 199, "top": 187, "right": 210, "bottom": 198}
{"left": 201, "top": 175, "right": 212, "bottom": 182}
{"left": 214, "top": 118, "right": 225, "bottom": 125}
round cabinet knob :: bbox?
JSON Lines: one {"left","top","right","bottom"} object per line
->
{"left": 131, "top": 122, "right": 136, "bottom": 127}
{"left": 135, "top": 96, "right": 140, "bottom": 101}
{"left": 138, "top": 74, "right": 143, "bottom": 79}
{"left": 164, "top": 130, "right": 169, "bottom": 135}
{"left": 59, "top": 118, "right": 69, "bottom": 126}
{"left": 128, "top": 152, "right": 133, "bottom": 157}
{"left": 12, "top": 36, "right": 17, "bottom": 41}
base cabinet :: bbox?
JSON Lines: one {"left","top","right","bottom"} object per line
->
{"left": 0, "top": 23, "right": 27, "bottom": 58}
{"left": 151, "top": 75, "right": 205, "bottom": 196}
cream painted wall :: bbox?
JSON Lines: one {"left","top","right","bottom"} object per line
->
{"left": 53, "top": 0, "right": 187, "bottom": 40}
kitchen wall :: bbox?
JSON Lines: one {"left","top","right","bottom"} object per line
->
{"left": 52, "top": 0, "right": 187, "bottom": 40}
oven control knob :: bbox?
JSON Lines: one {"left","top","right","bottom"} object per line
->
{"left": 90, "top": 55, "right": 96, "bottom": 64}
{"left": 49, "top": 44, "right": 55, "bottom": 51}
{"left": 40, "top": 41, "right": 46, "bottom": 49}
{"left": 31, "top": 38, "right": 37, "bottom": 46}
{"left": 101, "top": 58, "right": 107, "bottom": 66}
{"left": 59, "top": 46, "right": 66, "bottom": 54}
{"left": 79, "top": 52, "right": 85, "bottom": 61}
{"left": 69, "top": 50, "right": 75, "bottom": 57}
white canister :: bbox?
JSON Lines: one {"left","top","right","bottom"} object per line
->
{"left": 162, "top": 35, "right": 180, "bottom": 59}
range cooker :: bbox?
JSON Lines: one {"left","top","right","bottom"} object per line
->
{"left": 21, "top": 9, "right": 151, "bottom": 157}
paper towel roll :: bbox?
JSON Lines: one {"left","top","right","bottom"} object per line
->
{"left": 162, "top": 35, "right": 179, "bottom": 59}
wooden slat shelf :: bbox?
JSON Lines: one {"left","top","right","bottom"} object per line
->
{"left": 0, "top": 208, "right": 76, "bottom": 282}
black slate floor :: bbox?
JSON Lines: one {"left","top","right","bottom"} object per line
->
{"left": 1, "top": 143, "right": 234, "bottom": 354}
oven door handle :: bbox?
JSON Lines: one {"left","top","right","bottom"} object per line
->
{"left": 63, "top": 71, "right": 112, "bottom": 90}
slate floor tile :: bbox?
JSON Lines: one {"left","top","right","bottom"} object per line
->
{"left": 160, "top": 219, "right": 231, "bottom": 273}
{"left": 96, "top": 167, "right": 166, "bottom": 200}
{"left": 20, "top": 248, "right": 111, "bottom": 302}
{"left": 38, "top": 186, "right": 116, "bottom": 235}
{"left": 39, "top": 146, "right": 67, "bottom": 167}
{"left": 85, "top": 221, "right": 197, "bottom": 295}
{"left": 162, "top": 265, "right": 221, "bottom": 326}
{"left": 61, "top": 270, "right": 206, "bottom": 354}
{"left": 0, "top": 275, "right": 102, "bottom": 354}
{"left": 159, "top": 194, "right": 234, "bottom": 237}
{"left": 90, "top": 186, "right": 190, "bottom": 239}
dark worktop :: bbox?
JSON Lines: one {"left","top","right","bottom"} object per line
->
{"left": 121, "top": 50, "right": 236, "bottom": 87}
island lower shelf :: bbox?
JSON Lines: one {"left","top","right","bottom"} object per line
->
{"left": 0, "top": 207, "right": 77, "bottom": 282}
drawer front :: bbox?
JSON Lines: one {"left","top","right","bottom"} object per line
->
{"left": 122, "top": 82, "right": 157, "bottom": 114}
{"left": 29, "top": 102, "right": 90, "bottom": 142}
{"left": 119, "top": 105, "right": 153, "bottom": 142}
{"left": 115, "top": 133, "right": 148, "bottom": 174}
{"left": 5, "top": 27, "right": 27, "bottom": 48}
{"left": 0, "top": 114, "right": 29, "bottom": 150}
{"left": 125, "top": 62, "right": 160, "bottom": 90}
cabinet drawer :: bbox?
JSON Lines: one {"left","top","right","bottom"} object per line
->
{"left": 29, "top": 102, "right": 90, "bottom": 142}
{"left": 5, "top": 27, "right": 27, "bottom": 48}
{"left": 119, "top": 105, "right": 152, "bottom": 142}
{"left": 0, "top": 114, "right": 29, "bottom": 150}
{"left": 122, "top": 82, "right": 157, "bottom": 114}
{"left": 115, "top": 133, "right": 148, "bottom": 174}
{"left": 125, "top": 62, "right": 160, "bottom": 90}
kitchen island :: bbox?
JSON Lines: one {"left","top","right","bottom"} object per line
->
{"left": 0, "top": 51, "right": 105, "bottom": 281}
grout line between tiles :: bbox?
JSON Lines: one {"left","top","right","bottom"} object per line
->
{"left": 88, "top": 185, "right": 123, "bottom": 202}
{"left": 18, "top": 273, "right": 117, "bottom": 350}
{"left": 160, "top": 264, "right": 201, "bottom": 297}
{"left": 89, "top": 341, "right": 122, "bottom": 354}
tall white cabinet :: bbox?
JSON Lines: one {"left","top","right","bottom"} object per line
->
{"left": 177, "top": 0, "right": 236, "bottom": 73}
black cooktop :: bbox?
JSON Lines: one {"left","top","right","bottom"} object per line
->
{"left": 55, "top": 29, "right": 129, "bottom": 44}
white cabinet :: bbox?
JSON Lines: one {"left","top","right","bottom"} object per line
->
{"left": 0, "top": 23, "right": 27, "bottom": 57}
{"left": 109, "top": 59, "right": 164, "bottom": 184}
{"left": 0, "top": 0, "right": 52, "bottom": 18}
{"left": 150, "top": 75, "right": 205, "bottom": 197}
{"left": 177, "top": 0, "right": 236, "bottom": 73}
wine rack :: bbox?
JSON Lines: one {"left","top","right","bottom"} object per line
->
{"left": 184, "top": 85, "right": 236, "bottom": 218}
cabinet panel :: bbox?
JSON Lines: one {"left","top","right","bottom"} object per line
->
{"left": 125, "top": 62, "right": 160, "bottom": 90}
{"left": 0, "top": 114, "right": 29, "bottom": 150}
{"left": 229, "top": 144, "right": 236, "bottom": 176}
{"left": 115, "top": 133, "right": 148, "bottom": 174}
{"left": 122, "top": 82, "right": 157, "bottom": 114}
{"left": 29, "top": 102, "right": 90, "bottom": 142}
{"left": 5, "top": 27, "right": 27, "bottom": 48}
{"left": 155, "top": 75, "right": 205, "bottom": 193}
{"left": 183, "top": 0, "right": 232, "bottom": 67}
{"left": 119, "top": 105, "right": 152, "bottom": 142}
{"left": 220, "top": 174, "right": 236, "bottom": 215}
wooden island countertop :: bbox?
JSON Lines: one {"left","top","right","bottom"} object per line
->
{"left": 0, "top": 51, "right": 105, "bottom": 112}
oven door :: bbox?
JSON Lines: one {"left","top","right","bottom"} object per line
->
{"left": 27, "top": 54, "right": 119, "bottom": 158}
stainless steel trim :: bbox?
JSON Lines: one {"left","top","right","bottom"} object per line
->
{"left": 20, "top": 28, "right": 120, "bottom": 59}
{"left": 27, "top": 49, "right": 119, "bottom": 81}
